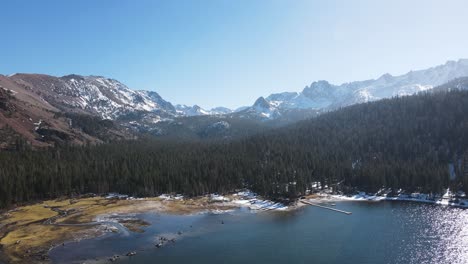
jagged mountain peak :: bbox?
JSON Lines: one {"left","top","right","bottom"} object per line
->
{"left": 378, "top": 73, "right": 393, "bottom": 81}
{"left": 240, "top": 96, "right": 280, "bottom": 120}
{"left": 61, "top": 74, "right": 85, "bottom": 80}
{"left": 137, "top": 90, "right": 176, "bottom": 113}
{"left": 7, "top": 73, "right": 177, "bottom": 120}
{"left": 302, "top": 80, "right": 334, "bottom": 98}
{"left": 175, "top": 104, "right": 210, "bottom": 116}
{"left": 210, "top": 106, "right": 233, "bottom": 115}
{"left": 5, "top": 59, "right": 468, "bottom": 126}
{"left": 308, "top": 80, "right": 332, "bottom": 88}
{"left": 253, "top": 96, "right": 271, "bottom": 109}
{"left": 243, "top": 59, "right": 468, "bottom": 121}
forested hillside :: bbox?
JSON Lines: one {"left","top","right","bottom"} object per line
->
{"left": 137, "top": 115, "right": 269, "bottom": 141}
{"left": 1, "top": 90, "right": 468, "bottom": 208}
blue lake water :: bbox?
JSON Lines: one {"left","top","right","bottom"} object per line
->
{"left": 50, "top": 201, "right": 468, "bottom": 264}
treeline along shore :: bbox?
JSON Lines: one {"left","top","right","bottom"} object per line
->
{"left": 2, "top": 90, "right": 468, "bottom": 209}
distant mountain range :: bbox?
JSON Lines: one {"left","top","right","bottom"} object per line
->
{"left": 241, "top": 59, "right": 468, "bottom": 119}
{"left": 2, "top": 59, "right": 468, "bottom": 147}
{"left": 175, "top": 104, "right": 233, "bottom": 116}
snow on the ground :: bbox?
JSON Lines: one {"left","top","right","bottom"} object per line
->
{"left": 157, "top": 194, "right": 184, "bottom": 201}
{"left": 231, "top": 190, "right": 288, "bottom": 211}
{"left": 210, "top": 194, "right": 230, "bottom": 202}
{"left": 105, "top": 193, "right": 129, "bottom": 199}
{"left": 233, "top": 190, "right": 257, "bottom": 199}
{"left": 323, "top": 190, "right": 468, "bottom": 208}
{"left": 103, "top": 191, "right": 286, "bottom": 212}
{"left": 330, "top": 193, "right": 386, "bottom": 201}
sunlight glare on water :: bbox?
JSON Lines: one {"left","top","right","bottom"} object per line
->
{"left": 398, "top": 206, "right": 468, "bottom": 264}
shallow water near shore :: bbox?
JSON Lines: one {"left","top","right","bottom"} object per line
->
{"left": 50, "top": 201, "right": 468, "bottom": 264}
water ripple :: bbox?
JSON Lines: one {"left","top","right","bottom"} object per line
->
{"left": 397, "top": 205, "right": 468, "bottom": 264}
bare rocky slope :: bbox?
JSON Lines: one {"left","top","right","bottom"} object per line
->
{"left": 0, "top": 74, "right": 135, "bottom": 149}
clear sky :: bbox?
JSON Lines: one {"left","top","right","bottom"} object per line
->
{"left": 1, "top": 0, "right": 468, "bottom": 109}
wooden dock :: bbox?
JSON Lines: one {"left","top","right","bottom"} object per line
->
{"left": 300, "top": 200, "right": 352, "bottom": 215}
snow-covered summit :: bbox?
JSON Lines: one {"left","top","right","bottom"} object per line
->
{"left": 175, "top": 104, "right": 210, "bottom": 116}
{"left": 61, "top": 75, "right": 176, "bottom": 119}
{"left": 9, "top": 73, "right": 177, "bottom": 121}
{"left": 239, "top": 96, "right": 281, "bottom": 119}
{"left": 175, "top": 104, "right": 233, "bottom": 116}
{"left": 244, "top": 59, "right": 468, "bottom": 119}
{"left": 8, "top": 59, "right": 468, "bottom": 125}
{"left": 210, "top": 106, "right": 233, "bottom": 115}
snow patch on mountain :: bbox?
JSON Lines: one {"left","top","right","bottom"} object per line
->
{"left": 251, "top": 97, "right": 281, "bottom": 119}
{"left": 245, "top": 59, "right": 468, "bottom": 119}
{"left": 175, "top": 104, "right": 210, "bottom": 116}
{"left": 61, "top": 75, "right": 176, "bottom": 120}
{"left": 210, "top": 106, "right": 233, "bottom": 115}
{"left": 175, "top": 104, "right": 233, "bottom": 116}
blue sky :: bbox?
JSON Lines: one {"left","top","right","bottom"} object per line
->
{"left": 1, "top": 0, "right": 468, "bottom": 109}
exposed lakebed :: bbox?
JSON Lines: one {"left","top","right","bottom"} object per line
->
{"left": 50, "top": 201, "right": 468, "bottom": 264}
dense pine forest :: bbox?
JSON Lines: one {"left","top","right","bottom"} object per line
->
{"left": 1, "top": 90, "right": 468, "bottom": 208}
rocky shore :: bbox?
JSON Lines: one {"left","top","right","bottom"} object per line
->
{"left": 0, "top": 190, "right": 289, "bottom": 264}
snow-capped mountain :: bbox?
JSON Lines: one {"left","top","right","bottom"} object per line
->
{"left": 0, "top": 74, "right": 136, "bottom": 148}
{"left": 6, "top": 73, "right": 238, "bottom": 135}
{"left": 244, "top": 59, "right": 468, "bottom": 119}
{"left": 210, "top": 106, "right": 233, "bottom": 115}
{"left": 5, "top": 58, "right": 468, "bottom": 134}
{"left": 236, "top": 97, "right": 281, "bottom": 120}
{"left": 9, "top": 74, "right": 176, "bottom": 120}
{"left": 135, "top": 90, "right": 176, "bottom": 114}
{"left": 175, "top": 104, "right": 211, "bottom": 116}
{"left": 175, "top": 104, "right": 233, "bottom": 116}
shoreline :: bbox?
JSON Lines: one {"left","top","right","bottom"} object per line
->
{"left": 2, "top": 189, "right": 466, "bottom": 263}
{"left": 0, "top": 190, "right": 292, "bottom": 264}
{"left": 308, "top": 192, "right": 468, "bottom": 209}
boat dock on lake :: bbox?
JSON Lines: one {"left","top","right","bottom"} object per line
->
{"left": 300, "top": 200, "right": 352, "bottom": 215}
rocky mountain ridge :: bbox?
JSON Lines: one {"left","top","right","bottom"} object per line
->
{"left": 2, "top": 59, "right": 468, "bottom": 147}
{"left": 243, "top": 59, "right": 468, "bottom": 119}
